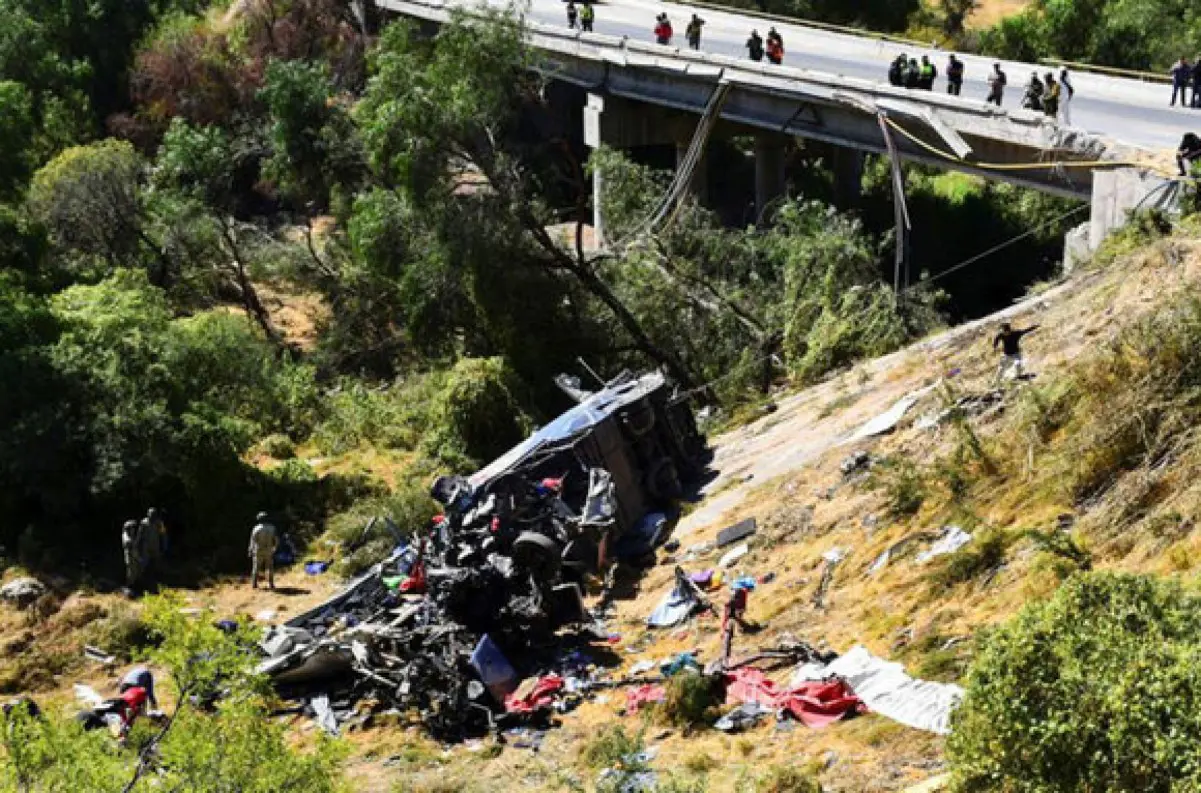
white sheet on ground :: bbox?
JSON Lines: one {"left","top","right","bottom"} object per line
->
{"left": 73, "top": 683, "right": 104, "bottom": 708}
{"left": 915, "top": 526, "right": 973, "bottom": 564}
{"left": 792, "top": 645, "right": 963, "bottom": 735}
{"left": 849, "top": 385, "right": 936, "bottom": 441}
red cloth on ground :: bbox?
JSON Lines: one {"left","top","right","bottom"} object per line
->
{"left": 504, "top": 675, "right": 564, "bottom": 713}
{"left": 723, "top": 668, "right": 864, "bottom": 728}
{"left": 625, "top": 684, "right": 666, "bottom": 714}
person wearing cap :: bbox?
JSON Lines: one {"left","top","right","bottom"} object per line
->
{"left": 248, "top": 511, "right": 278, "bottom": 590}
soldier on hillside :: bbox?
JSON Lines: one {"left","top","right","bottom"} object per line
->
{"left": 249, "top": 512, "right": 279, "bottom": 590}
{"left": 121, "top": 520, "right": 142, "bottom": 588}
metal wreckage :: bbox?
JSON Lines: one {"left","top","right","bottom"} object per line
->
{"left": 258, "top": 371, "right": 709, "bottom": 740}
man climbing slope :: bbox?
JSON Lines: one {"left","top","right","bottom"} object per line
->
{"left": 993, "top": 321, "right": 1039, "bottom": 384}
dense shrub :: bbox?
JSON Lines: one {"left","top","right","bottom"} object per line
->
{"left": 422, "top": 357, "right": 532, "bottom": 468}
{"left": 949, "top": 573, "right": 1201, "bottom": 792}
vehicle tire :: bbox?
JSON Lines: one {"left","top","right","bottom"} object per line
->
{"left": 622, "top": 403, "right": 656, "bottom": 436}
{"left": 646, "top": 457, "right": 683, "bottom": 502}
{"left": 512, "top": 531, "right": 562, "bottom": 579}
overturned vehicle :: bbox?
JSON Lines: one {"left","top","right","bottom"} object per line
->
{"left": 259, "top": 370, "right": 706, "bottom": 739}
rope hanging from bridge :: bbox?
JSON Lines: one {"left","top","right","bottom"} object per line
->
{"left": 608, "top": 79, "right": 732, "bottom": 251}
{"left": 880, "top": 116, "right": 1176, "bottom": 178}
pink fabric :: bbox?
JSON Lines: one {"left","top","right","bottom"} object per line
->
{"left": 724, "top": 668, "right": 864, "bottom": 728}
{"left": 503, "top": 675, "right": 564, "bottom": 713}
{"left": 625, "top": 684, "right": 667, "bottom": 714}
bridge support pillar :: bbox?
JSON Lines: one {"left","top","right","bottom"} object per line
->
{"left": 754, "top": 134, "right": 786, "bottom": 222}
{"left": 676, "top": 141, "right": 709, "bottom": 205}
{"left": 831, "top": 147, "right": 864, "bottom": 208}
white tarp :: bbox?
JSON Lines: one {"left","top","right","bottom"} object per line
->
{"left": 849, "top": 385, "right": 937, "bottom": 441}
{"left": 915, "top": 526, "right": 973, "bottom": 564}
{"left": 792, "top": 645, "right": 963, "bottom": 735}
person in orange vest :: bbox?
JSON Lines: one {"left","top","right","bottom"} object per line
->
{"left": 654, "top": 13, "right": 673, "bottom": 45}
{"left": 765, "top": 27, "right": 784, "bottom": 65}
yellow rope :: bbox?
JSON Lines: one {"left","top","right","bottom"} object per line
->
{"left": 882, "top": 117, "right": 1175, "bottom": 178}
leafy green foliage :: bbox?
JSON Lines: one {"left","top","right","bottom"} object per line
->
{"left": 0, "top": 593, "right": 347, "bottom": 792}
{"left": 979, "top": 0, "right": 1200, "bottom": 70}
{"left": 871, "top": 455, "right": 928, "bottom": 517}
{"left": 949, "top": 573, "right": 1201, "bottom": 791}
{"left": 29, "top": 140, "right": 146, "bottom": 272}
{"left": 259, "top": 59, "right": 362, "bottom": 209}
{"left": 655, "top": 672, "right": 720, "bottom": 731}
{"left": 422, "top": 357, "right": 532, "bottom": 468}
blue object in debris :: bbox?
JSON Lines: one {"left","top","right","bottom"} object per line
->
{"left": 731, "top": 576, "right": 757, "bottom": 591}
{"left": 304, "top": 561, "right": 331, "bottom": 575}
{"left": 613, "top": 512, "right": 668, "bottom": 559}
{"left": 470, "top": 634, "right": 518, "bottom": 701}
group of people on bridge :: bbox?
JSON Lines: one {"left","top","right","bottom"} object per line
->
{"left": 1169, "top": 57, "right": 1201, "bottom": 109}
{"left": 889, "top": 54, "right": 1074, "bottom": 124}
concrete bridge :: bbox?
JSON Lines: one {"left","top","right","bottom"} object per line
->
{"left": 372, "top": 0, "right": 1178, "bottom": 258}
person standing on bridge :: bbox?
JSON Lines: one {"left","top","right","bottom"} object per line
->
{"left": 918, "top": 55, "right": 936, "bottom": 90}
{"left": 686, "top": 14, "right": 705, "bottom": 50}
{"left": 946, "top": 54, "right": 964, "bottom": 95}
{"left": 1171, "top": 57, "right": 1192, "bottom": 107}
{"left": 903, "top": 57, "right": 920, "bottom": 89}
{"left": 766, "top": 27, "right": 784, "bottom": 65}
{"left": 1043, "top": 71, "right": 1060, "bottom": 120}
{"left": 566, "top": 0, "right": 578, "bottom": 29}
{"left": 888, "top": 54, "right": 906, "bottom": 86}
{"left": 580, "top": 2, "right": 594, "bottom": 32}
{"left": 1058, "top": 67, "right": 1074, "bottom": 124}
{"left": 654, "top": 13, "right": 673, "bottom": 45}
{"left": 986, "top": 62, "right": 1007, "bottom": 106}
{"left": 747, "top": 29, "right": 764, "bottom": 62}
{"left": 1191, "top": 57, "right": 1201, "bottom": 108}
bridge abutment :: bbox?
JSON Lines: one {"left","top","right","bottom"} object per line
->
{"left": 754, "top": 134, "right": 786, "bottom": 222}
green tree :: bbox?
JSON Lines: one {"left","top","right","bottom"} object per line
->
{"left": 152, "top": 119, "right": 280, "bottom": 340}
{"left": 0, "top": 593, "right": 346, "bottom": 792}
{"left": 949, "top": 572, "right": 1201, "bottom": 792}
{"left": 355, "top": 12, "right": 694, "bottom": 388}
{"left": 0, "top": 81, "right": 35, "bottom": 200}
{"left": 28, "top": 139, "right": 151, "bottom": 274}
{"left": 259, "top": 58, "right": 362, "bottom": 210}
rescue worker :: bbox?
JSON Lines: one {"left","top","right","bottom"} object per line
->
{"left": 917, "top": 55, "right": 936, "bottom": 90}
{"left": 1171, "top": 56, "right": 1191, "bottom": 107}
{"left": 993, "top": 322, "right": 1039, "bottom": 385}
{"left": 145, "top": 507, "right": 167, "bottom": 558}
{"left": 1043, "top": 71, "right": 1060, "bottom": 119}
{"left": 903, "top": 57, "right": 920, "bottom": 89}
{"left": 746, "top": 29, "right": 764, "bottom": 62}
{"left": 1177, "top": 132, "right": 1201, "bottom": 175}
{"left": 249, "top": 511, "right": 278, "bottom": 590}
{"left": 1059, "top": 67, "right": 1074, "bottom": 124}
{"left": 888, "top": 53, "right": 906, "bottom": 86}
{"left": 986, "top": 62, "right": 1007, "bottom": 106}
{"left": 1192, "top": 56, "right": 1201, "bottom": 108}
{"left": 579, "top": 2, "right": 594, "bottom": 32}
{"left": 566, "top": 0, "right": 577, "bottom": 28}
{"left": 946, "top": 54, "right": 964, "bottom": 95}
{"left": 765, "top": 27, "right": 783, "bottom": 65}
{"left": 685, "top": 14, "right": 704, "bottom": 50}
{"left": 119, "top": 666, "right": 158, "bottom": 710}
{"left": 1022, "top": 71, "right": 1044, "bottom": 111}
{"left": 121, "top": 520, "right": 142, "bottom": 588}
{"left": 654, "top": 13, "right": 672, "bottom": 45}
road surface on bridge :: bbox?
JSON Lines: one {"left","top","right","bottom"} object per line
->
{"left": 471, "top": 0, "right": 1190, "bottom": 153}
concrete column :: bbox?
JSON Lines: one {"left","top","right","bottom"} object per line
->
{"left": 585, "top": 93, "right": 605, "bottom": 247}
{"left": 676, "top": 141, "right": 708, "bottom": 205}
{"left": 831, "top": 146, "right": 865, "bottom": 207}
{"left": 754, "top": 134, "right": 786, "bottom": 221}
